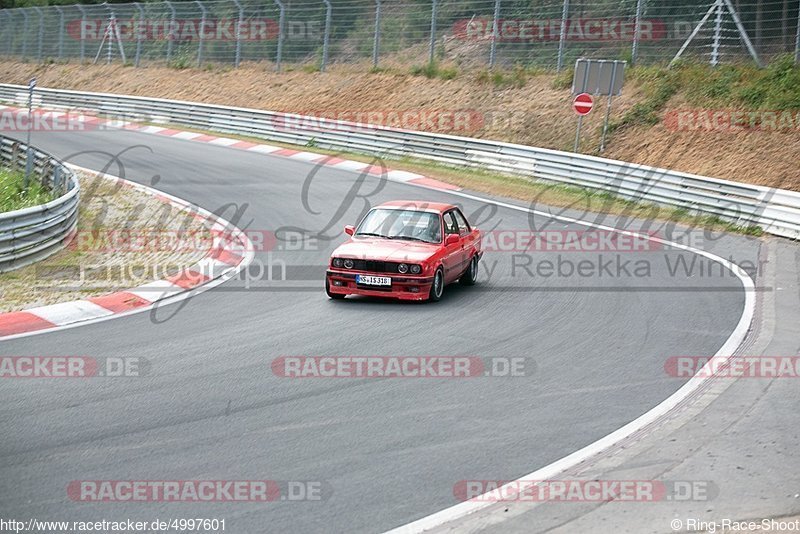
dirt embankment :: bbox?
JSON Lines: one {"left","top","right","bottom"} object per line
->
{"left": 0, "top": 61, "right": 797, "bottom": 191}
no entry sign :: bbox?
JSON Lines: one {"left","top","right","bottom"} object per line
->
{"left": 573, "top": 93, "right": 594, "bottom": 116}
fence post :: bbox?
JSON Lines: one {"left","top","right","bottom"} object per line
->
{"left": 631, "top": 0, "right": 643, "bottom": 66}
{"left": 54, "top": 6, "right": 65, "bottom": 60}
{"left": 194, "top": 1, "right": 206, "bottom": 67}
{"left": 135, "top": 3, "right": 144, "bottom": 67}
{"left": 795, "top": 1, "right": 800, "bottom": 64}
{"left": 372, "top": 0, "right": 381, "bottom": 68}
{"left": 77, "top": 4, "right": 87, "bottom": 63}
{"left": 233, "top": 0, "right": 243, "bottom": 67}
{"left": 165, "top": 1, "right": 176, "bottom": 63}
{"left": 21, "top": 9, "right": 28, "bottom": 59}
{"left": 556, "top": 0, "right": 569, "bottom": 71}
{"left": 274, "top": 0, "right": 285, "bottom": 72}
{"left": 489, "top": 0, "right": 500, "bottom": 68}
{"left": 34, "top": 7, "right": 43, "bottom": 63}
{"left": 429, "top": 0, "right": 438, "bottom": 65}
{"left": 711, "top": 0, "right": 722, "bottom": 66}
{"left": 321, "top": 0, "right": 332, "bottom": 72}
{"left": 3, "top": 12, "right": 12, "bottom": 57}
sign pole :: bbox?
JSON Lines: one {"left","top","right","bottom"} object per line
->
{"left": 573, "top": 61, "right": 590, "bottom": 153}
{"left": 599, "top": 62, "right": 618, "bottom": 152}
{"left": 24, "top": 77, "right": 36, "bottom": 188}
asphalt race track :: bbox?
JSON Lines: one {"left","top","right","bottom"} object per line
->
{"left": 0, "top": 128, "right": 747, "bottom": 533}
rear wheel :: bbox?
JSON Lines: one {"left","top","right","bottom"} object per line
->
{"left": 459, "top": 255, "right": 479, "bottom": 286}
{"left": 428, "top": 267, "right": 444, "bottom": 302}
{"left": 326, "top": 278, "right": 346, "bottom": 300}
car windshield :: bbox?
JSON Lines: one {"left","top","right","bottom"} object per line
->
{"left": 355, "top": 208, "right": 442, "bottom": 244}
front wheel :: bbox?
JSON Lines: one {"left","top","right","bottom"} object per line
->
{"left": 459, "top": 255, "right": 478, "bottom": 286}
{"left": 428, "top": 267, "right": 444, "bottom": 302}
{"left": 326, "top": 278, "right": 346, "bottom": 299}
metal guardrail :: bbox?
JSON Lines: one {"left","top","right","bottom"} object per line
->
{"left": 0, "top": 134, "right": 79, "bottom": 273}
{"left": 1, "top": 83, "right": 798, "bottom": 240}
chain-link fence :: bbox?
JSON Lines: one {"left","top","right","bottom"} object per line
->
{"left": 0, "top": 0, "right": 797, "bottom": 70}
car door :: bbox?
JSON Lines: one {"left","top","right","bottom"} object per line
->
{"left": 452, "top": 208, "right": 474, "bottom": 274}
{"left": 441, "top": 211, "right": 462, "bottom": 283}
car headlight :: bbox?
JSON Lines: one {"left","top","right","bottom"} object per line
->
{"left": 397, "top": 263, "right": 408, "bottom": 274}
{"left": 343, "top": 259, "right": 354, "bottom": 269}
{"left": 332, "top": 258, "right": 343, "bottom": 268}
{"left": 410, "top": 264, "right": 421, "bottom": 274}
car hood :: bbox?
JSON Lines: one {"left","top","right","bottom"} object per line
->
{"left": 333, "top": 238, "right": 439, "bottom": 263}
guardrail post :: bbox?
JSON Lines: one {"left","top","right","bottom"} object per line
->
{"left": 233, "top": 0, "right": 243, "bottom": 67}
{"left": 489, "top": 0, "right": 500, "bottom": 69}
{"left": 53, "top": 165, "right": 62, "bottom": 194}
{"left": 428, "top": 0, "right": 438, "bottom": 65}
{"left": 556, "top": 0, "right": 569, "bottom": 71}
{"left": 321, "top": 0, "right": 332, "bottom": 72}
{"left": 165, "top": 1, "right": 176, "bottom": 63}
{"left": 10, "top": 142, "right": 19, "bottom": 171}
{"left": 77, "top": 5, "right": 87, "bottom": 63}
{"left": 372, "top": 0, "right": 382, "bottom": 69}
{"left": 631, "top": 0, "right": 643, "bottom": 66}
{"left": 132, "top": 3, "right": 144, "bottom": 67}
{"left": 274, "top": 0, "right": 285, "bottom": 72}
{"left": 20, "top": 9, "right": 28, "bottom": 59}
{"left": 34, "top": 7, "right": 43, "bottom": 63}
{"left": 195, "top": 0, "right": 206, "bottom": 67}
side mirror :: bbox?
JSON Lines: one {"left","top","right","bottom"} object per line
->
{"left": 344, "top": 225, "right": 355, "bottom": 236}
{"left": 445, "top": 234, "right": 460, "bottom": 246}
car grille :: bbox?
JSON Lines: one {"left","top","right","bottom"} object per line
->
{"left": 350, "top": 260, "right": 402, "bottom": 274}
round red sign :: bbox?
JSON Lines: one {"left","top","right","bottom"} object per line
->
{"left": 573, "top": 93, "right": 594, "bottom": 116}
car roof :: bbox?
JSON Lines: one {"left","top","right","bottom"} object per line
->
{"left": 375, "top": 200, "right": 456, "bottom": 214}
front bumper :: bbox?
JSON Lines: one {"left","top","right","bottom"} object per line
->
{"left": 326, "top": 270, "right": 434, "bottom": 301}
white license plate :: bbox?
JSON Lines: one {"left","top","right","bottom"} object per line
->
{"left": 356, "top": 275, "right": 392, "bottom": 286}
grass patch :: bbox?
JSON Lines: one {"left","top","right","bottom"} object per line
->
{"left": 677, "top": 55, "right": 800, "bottom": 111}
{"left": 0, "top": 167, "right": 55, "bottom": 212}
{"left": 476, "top": 66, "right": 528, "bottom": 88}
{"left": 410, "top": 62, "right": 457, "bottom": 80}
{"left": 301, "top": 63, "right": 321, "bottom": 74}
{"left": 550, "top": 69, "right": 573, "bottom": 90}
{"left": 607, "top": 67, "right": 680, "bottom": 134}
{"left": 609, "top": 58, "right": 800, "bottom": 137}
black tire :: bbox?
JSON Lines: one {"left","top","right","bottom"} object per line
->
{"left": 459, "top": 255, "right": 479, "bottom": 286}
{"left": 326, "top": 278, "right": 346, "bottom": 299}
{"left": 428, "top": 267, "right": 444, "bottom": 302}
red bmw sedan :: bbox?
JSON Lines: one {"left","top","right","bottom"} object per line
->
{"left": 325, "top": 201, "right": 482, "bottom": 302}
